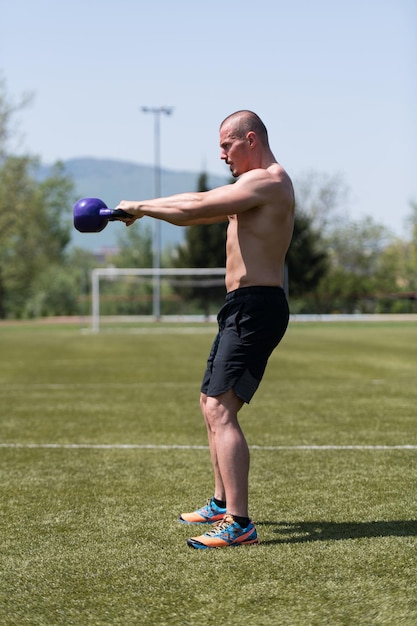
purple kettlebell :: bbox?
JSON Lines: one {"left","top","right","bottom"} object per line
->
{"left": 73, "top": 197, "right": 130, "bottom": 233}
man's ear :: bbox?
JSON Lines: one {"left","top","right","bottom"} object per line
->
{"left": 247, "top": 131, "right": 256, "bottom": 148}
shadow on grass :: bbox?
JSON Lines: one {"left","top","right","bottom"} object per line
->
{"left": 257, "top": 520, "right": 417, "bottom": 544}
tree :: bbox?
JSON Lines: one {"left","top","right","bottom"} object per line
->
{"left": 175, "top": 172, "right": 227, "bottom": 268}
{"left": 0, "top": 75, "right": 32, "bottom": 160}
{"left": 373, "top": 201, "right": 417, "bottom": 312}
{"left": 0, "top": 157, "right": 74, "bottom": 317}
{"left": 406, "top": 201, "right": 417, "bottom": 293}
{"left": 114, "top": 221, "right": 153, "bottom": 268}
{"left": 285, "top": 171, "right": 353, "bottom": 309}
{"left": 85, "top": 222, "right": 156, "bottom": 317}
{"left": 0, "top": 80, "right": 74, "bottom": 318}
{"left": 315, "top": 216, "right": 395, "bottom": 313}
{"left": 286, "top": 210, "right": 329, "bottom": 304}
{"left": 406, "top": 200, "right": 417, "bottom": 244}
{"left": 172, "top": 172, "right": 227, "bottom": 316}
{"left": 294, "top": 170, "right": 350, "bottom": 233}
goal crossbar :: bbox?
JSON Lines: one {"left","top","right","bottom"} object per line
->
{"left": 91, "top": 267, "right": 226, "bottom": 332}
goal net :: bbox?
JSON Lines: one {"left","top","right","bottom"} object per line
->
{"left": 90, "top": 267, "right": 226, "bottom": 332}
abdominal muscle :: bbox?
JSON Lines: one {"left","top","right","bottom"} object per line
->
{"left": 224, "top": 212, "right": 288, "bottom": 293}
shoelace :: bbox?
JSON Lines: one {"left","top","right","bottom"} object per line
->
{"left": 205, "top": 514, "right": 235, "bottom": 536}
{"left": 199, "top": 499, "right": 214, "bottom": 513}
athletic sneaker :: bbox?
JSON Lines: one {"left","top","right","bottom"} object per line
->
{"left": 187, "top": 514, "right": 258, "bottom": 549}
{"left": 179, "top": 497, "right": 226, "bottom": 524}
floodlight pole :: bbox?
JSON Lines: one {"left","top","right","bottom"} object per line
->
{"left": 141, "top": 106, "right": 174, "bottom": 319}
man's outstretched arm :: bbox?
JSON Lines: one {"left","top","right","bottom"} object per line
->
{"left": 115, "top": 169, "right": 277, "bottom": 227}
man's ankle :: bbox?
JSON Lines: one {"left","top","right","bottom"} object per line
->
{"left": 230, "top": 514, "right": 250, "bottom": 528}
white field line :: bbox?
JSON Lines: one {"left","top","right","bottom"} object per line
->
{"left": 0, "top": 443, "right": 416, "bottom": 451}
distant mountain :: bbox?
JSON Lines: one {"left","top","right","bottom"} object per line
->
{"left": 41, "top": 158, "right": 229, "bottom": 252}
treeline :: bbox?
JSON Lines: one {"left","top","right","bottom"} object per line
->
{"left": 1, "top": 80, "right": 416, "bottom": 319}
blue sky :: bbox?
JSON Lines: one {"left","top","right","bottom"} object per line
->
{"left": 1, "top": 0, "right": 416, "bottom": 236}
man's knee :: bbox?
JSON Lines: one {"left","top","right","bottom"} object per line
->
{"left": 199, "top": 392, "right": 207, "bottom": 414}
{"left": 204, "top": 390, "right": 243, "bottom": 429}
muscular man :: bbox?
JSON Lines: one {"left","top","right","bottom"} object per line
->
{"left": 116, "top": 110, "right": 295, "bottom": 549}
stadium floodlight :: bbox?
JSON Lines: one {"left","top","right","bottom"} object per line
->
{"left": 141, "top": 106, "right": 174, "bottom": 320}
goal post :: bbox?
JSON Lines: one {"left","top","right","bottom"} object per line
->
{"left": 91, "top": 267, "right": 226, "bottom": 332}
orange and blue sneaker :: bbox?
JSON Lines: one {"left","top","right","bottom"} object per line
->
{"left": 179, "top": 497, "right": 226, "bottom": 525}
{"left": 187, "top": 514, "right": 258, "bottom": 549}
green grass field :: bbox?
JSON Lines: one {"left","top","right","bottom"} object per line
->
{"left": 0, "top": 320, "right": 416, "bottom": 625}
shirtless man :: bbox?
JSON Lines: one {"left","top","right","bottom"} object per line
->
{"left": 116, "top": 110, "right": 295, "bottom": 549}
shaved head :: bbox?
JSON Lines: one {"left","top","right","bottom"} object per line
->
{"left": 220, "top": 110, "right": 269, "bottom": 145}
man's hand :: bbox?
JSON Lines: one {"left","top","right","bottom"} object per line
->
{"left": 114, "top": 201, "right": 144, "bottom": 226}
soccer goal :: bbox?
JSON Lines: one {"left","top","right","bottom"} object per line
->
{"left": 90, "top": 267, "right": 226, "bottom": 332}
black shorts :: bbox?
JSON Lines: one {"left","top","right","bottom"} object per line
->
{"left": 200, "top": 286, "right": 289, "bottom": 404}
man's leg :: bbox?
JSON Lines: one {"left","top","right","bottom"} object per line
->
{"left": 202, "top": 389, "right": 249, "bottom": 518}
{"left": 186, "top": 388, "right": 258, "bottom": 548}
{"left": 200, "top": 393, "right": 225, "bottom": 503}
